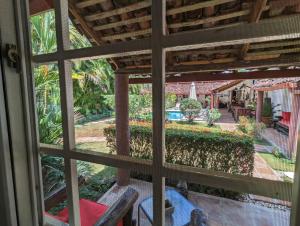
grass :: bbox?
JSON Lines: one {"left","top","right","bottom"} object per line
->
{"left": 75, "top": 119, "right": 112, "bottom": 139}
{"left": 258, "top": 152, "right": 295, "bottom": 172}
{"left": 77, "top": 141, "right": 111, "bottom": 174}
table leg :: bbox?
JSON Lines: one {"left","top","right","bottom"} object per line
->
{"left": 138, "top": 205, "right": 140, "bottom": 226}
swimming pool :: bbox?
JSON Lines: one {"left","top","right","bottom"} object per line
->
{"left": 167, "top": 110, "right": 183, "bottom": 120}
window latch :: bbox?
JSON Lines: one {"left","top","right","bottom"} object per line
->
{"left": 5, "top": 44, "right": 20, "bottom": 72}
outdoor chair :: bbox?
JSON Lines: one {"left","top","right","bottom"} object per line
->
{"left": 44, "top": 187, "right": 138, "bottom": 226}
{"left": 276, "top": 111, "right": 291, "bottom": 135}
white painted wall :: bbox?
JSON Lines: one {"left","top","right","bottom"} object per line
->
{"left": 268, "top": 89, "right": 291, "bottom": 117}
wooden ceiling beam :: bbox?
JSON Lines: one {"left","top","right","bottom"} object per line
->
{"left": 240, "top": 0, "right": 268, "bottom": 58}
{"left": 246, "top": 47, "right": 300, "bottom": 57}
{"left": 117, "top": 54, "right": 300, "bottom": 75}
{"left": 69, "top": 2, "right": 103, "bottom": 45}
{"left": 102, "top": 29, "right": 151, "bottom": 41}
{"left": 166, "top": 0, "right": 235, "bottom": 16}
{"left": 162, "top": 15, "right": 300, "bottom": 51}
{"left": 85, "top": 0, "right": 151, "bottom": 22}
{"left": 250, "top": 39, "right": 300, "bottom": 49}
{"left": 76, "top": 0, "right": 107, "bottom": 9}
{"left": 93, "top": 15, "right": 151, "bottom": 31}
{"left": 169, "top": 9, "right": 251, "bottom": 29}
{"left": 128, "top": 69, "right": 300, "bottom": 84}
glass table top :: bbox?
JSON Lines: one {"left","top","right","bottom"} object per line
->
{"left": 139, "top": 189, "right": 197, "bottom": 226}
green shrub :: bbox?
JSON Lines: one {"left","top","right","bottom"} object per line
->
{"left": 206, "top": 108, "right": 221, "bottom": 126}
{"left": 238, "top": 116, "right": 266, "bottom": 139}
{"left": 180, "top": 98, "right": 202, "bottom": 123}
{"left": 262, "top": 97, "right": 272, "bottom": 117}
{"left": 104, "top": 123, "right": 254, "bottom": 198}
{"left": 104, "top": 123, "right": 254, "bottom": 175}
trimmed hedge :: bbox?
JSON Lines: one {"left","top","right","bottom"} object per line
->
{"left": 104, "top": 122, "right": 254, "bottom": 176}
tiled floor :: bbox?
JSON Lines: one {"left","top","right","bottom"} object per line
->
{"left": 98, "top": 179, "right": 290, "bottom": 226}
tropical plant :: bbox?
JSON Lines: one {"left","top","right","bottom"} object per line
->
{"left": 206, "top": 108, "right": 221, "bottom": 127}
{"left": 262, "top": 97, "right": 272, "bottom": 117}
{"left": 238, "top": 116, "right": 266, "bottom": 139}
{"left": 180, "top": 98, "right": 202, "bottom": 123}
{"left": 166, "top": 93, "right": 177, "bottom": 109}
{"left": 103, "top": 94, "right": 152, "bottom": 120}
{"left": 31, "top": 11, "right": 115, "bottom": 196}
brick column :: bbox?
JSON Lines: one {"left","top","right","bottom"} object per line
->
{"left": 210, "top": 93, "right": 214, "bottom": 109}
{"left": 288, "top": 93, "right": 300, "bottom": 158}
{"left": 115, "top": 75, "right": 130, "bottom": 186}
{"left": 256, "top": 91, "right": 264, "bottom": 123}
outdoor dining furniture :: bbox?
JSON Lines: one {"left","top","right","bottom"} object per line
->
{"left": 44, "top": 187, "right": 138, "bottom": 226}
{"left": 138, "top": 189, "right": 207, "bottom": 226}
{"left": 275, "top": 111, "right": 291, "bottom": 135}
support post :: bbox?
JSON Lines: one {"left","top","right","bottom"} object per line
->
{"left": 115, "top": 75, "right": 130, "bottom": 186}
{"left": 210, "top": 94, "right": 214, "bottom": 109}
{"left": 288, "top": 93, "right": 300, "bottom": 158}
{"left": 256, "top": 91, "right": 264, "bottom": 123}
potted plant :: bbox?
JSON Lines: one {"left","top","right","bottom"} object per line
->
{"left": 261, "top": 97, "right": 273, "bottom": 127}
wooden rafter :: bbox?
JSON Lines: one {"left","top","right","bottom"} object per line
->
{"left": 246, "top": 47, "right": 300, "bottom": 57}
{"left": 101, "top": 28, "right": 151, "bottom": 41}
{"left": 169, "top": 9, "right": 252, "bottom": 29}
{"left": 174, "top": 57, "right": 237, "bottom": 66}
{"left": 250, "top": 39, "right": 300, "bottom": 49}
{"left": 128, "top": 69, "right": 300, "bottom": 84}
{"left": 166, "top": 0, "right": 235, "bottom": 16}
{"left": 93, "top": 15, "right": 151, "bottom": 31}
{"left": 76, "top": 0, "right": 107, "bottom": 9}
{"left": 85, "top": 0, "right": 151, "bottom": 22}
{"left": 116, "top": 54, "right": 300, "bottom": 75}
{"left": 240, "top": 0, "right": 268, "bottom": 59}
{"left": 69, "top": 2, "right": 103, "bottom": 45}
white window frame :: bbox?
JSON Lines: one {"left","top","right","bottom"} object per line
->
{"left": 18, "top": 0, "right": 300, "bottom": 225}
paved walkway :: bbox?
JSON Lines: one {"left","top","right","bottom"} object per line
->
{"left": 98, "top": 179, "right": 290, "bottom": 226}
{"left": 215, "top": 108, "right": 237, "bottom": 131}
{"left": 262, "top": 128, "right": 289, "bottom": 156}
{"left": 253, "top": 153, "right": 282, "bottom": 181}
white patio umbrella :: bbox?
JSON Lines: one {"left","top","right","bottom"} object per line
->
{"left": 189, "top": 82, "right": 197, "bottom": 100}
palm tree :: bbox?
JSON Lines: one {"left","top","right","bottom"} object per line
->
{"left": 31, "top": 11, "right": 115, "bottom": 196}
{"left": 31, "top": 11, "right": 115, "bottom": 143}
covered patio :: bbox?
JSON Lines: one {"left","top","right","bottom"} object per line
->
{"left": 253, "top": 78, "right": 300, "bottom": 158}
{"left": 28, "top": 0, "right": 300, "bottom": 225}
{"left": 98, "top": 179, "right": 290, "bottom": 226}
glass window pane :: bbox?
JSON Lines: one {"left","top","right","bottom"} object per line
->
{"left": 163, "top": 176, "right": 290, "bottom": 226}
{"left": 162, "top": 70, "right": 298, "bottom": 183}
{"left": 75, "top": 161, "right": 153, "bottom": 226}
{"left": 29, "top": 2, "right": 57, "bottom": 55}
{"left": 41, "top": 154, "right": 69, "bottom": 224}
{"left": 33, "top": 63, "right": 63, "bottom": 146}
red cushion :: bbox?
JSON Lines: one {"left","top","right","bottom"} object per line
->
{"left": 282, "top": 112, "right": 291, "bottom": 121}
{"left": 47, "top": 199, "right": 123, "bottom": 226}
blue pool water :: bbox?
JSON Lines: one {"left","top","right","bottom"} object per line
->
{"left": 167, "top": 111, "right": 183, "bottom": 120}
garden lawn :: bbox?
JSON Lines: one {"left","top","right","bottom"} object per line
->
{"left": 77, "top": 142, "right": 111, "bottom": 174}
{"left": 75, "top": 119, "right": 112, "bottom": 139}
{"left": 258, "top": 152, "right": 295, "bottom": 172}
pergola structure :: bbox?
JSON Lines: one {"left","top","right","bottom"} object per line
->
{"left": 253, "top": 78, "right": 300, "bottom": 157}
{"left": 28, "top": 0, "right": 300, "bottom": 225}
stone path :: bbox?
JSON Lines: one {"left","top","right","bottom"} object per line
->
{"left": 215, "top": 108, "right": 238, "bottom": 131}
{"left": 262, "top": 128, "right": 288, "bottom": 156}
{"left": 98, "top": 179, "right": 290, "bottom": 226}
{"left": 253, "top": 153, "right": 282, "bottom": 181}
